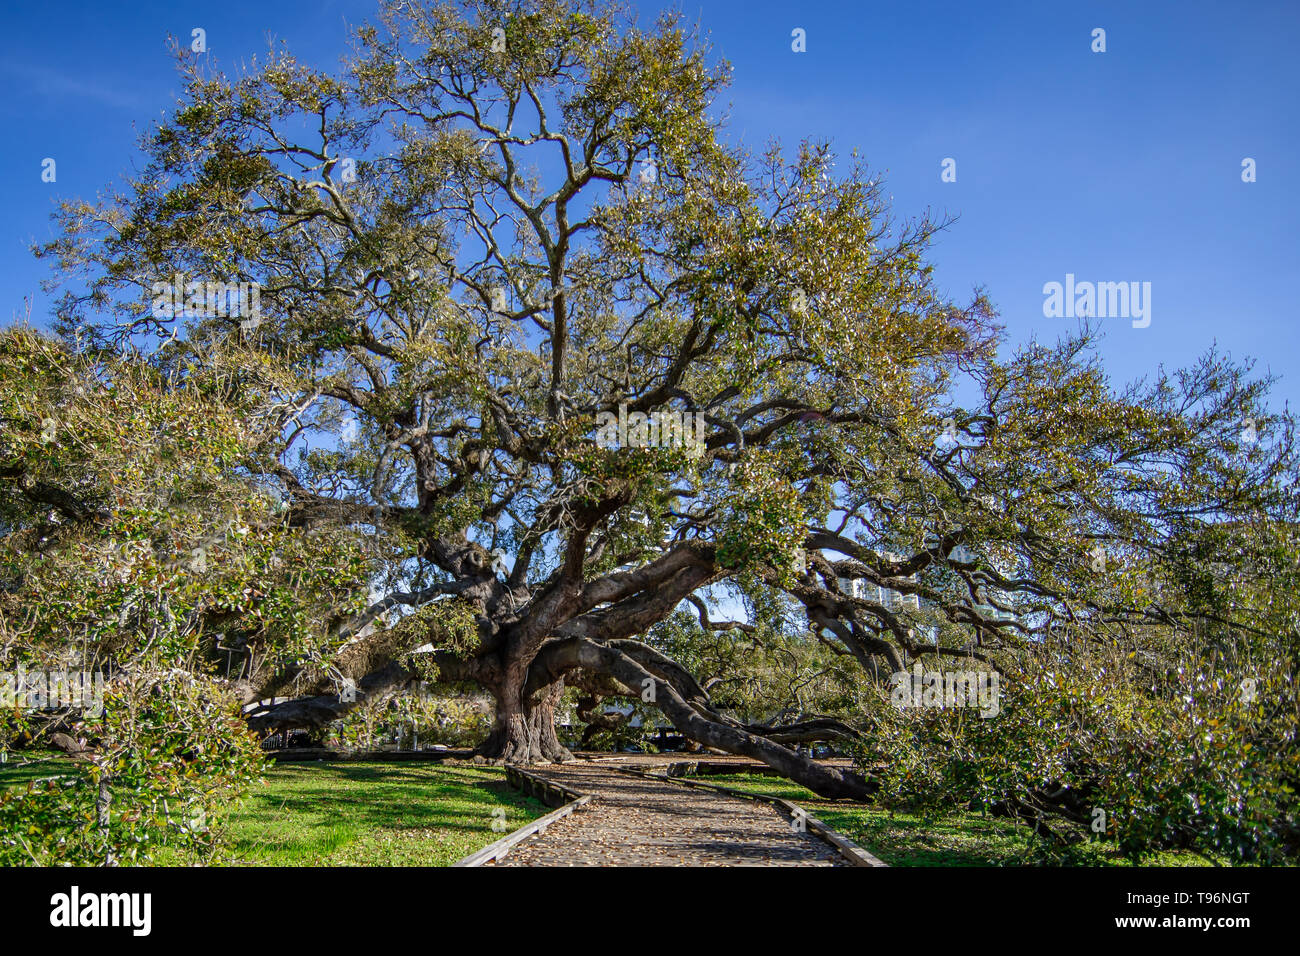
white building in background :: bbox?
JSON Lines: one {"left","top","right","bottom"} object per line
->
{"left": 937, "top": 540, "right": 1016, "bottom": 622}
{"left": 838, "top": 550, "right": 921, "bottom": 612}
{"left": 833, "top": 542, "right": 1017, "bottom": 637}
{"left": 948, "top": 544, "right": 976, "bottom": 564}
{"left": 973, "top": 603, "right": 1016, "bottom": 623}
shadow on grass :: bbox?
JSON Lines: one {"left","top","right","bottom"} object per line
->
{"left": 221, "top": 762, "right": 549, "bottom": 866}
{"left": 692, "top": 772, "right": 1221, "bottom": 867}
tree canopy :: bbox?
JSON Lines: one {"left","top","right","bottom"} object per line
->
{"left": 6, "top": 0, "right": 1297, "bottom": 859}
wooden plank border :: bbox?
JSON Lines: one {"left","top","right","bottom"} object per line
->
{"left": 265, "top": 748, "right": 473, "bottom": 763}
{"left": 611, "top": 765, "right": 888, "bottom": 868}
{"left": 453, "top": 766, "right": 592, "bottom": 867}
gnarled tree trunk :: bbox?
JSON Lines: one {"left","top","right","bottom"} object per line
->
{"left": 527, "top": 637, "right": 879, "bottom": 801}
{"left": 476, "top": 673, "right": 571, "bottom": 764}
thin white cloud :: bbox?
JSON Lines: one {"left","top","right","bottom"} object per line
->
{"left": 0, "top": 58, "right": 143, "bottom": 111}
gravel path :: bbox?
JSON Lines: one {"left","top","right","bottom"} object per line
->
{"left": 495, "top": 760, "right": 844, "bottom": 866}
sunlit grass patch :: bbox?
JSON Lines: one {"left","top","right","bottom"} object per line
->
{"left": 215, "top": 761, "right": 549, "bottom": 867}
{"left": 692, "top": 773, "right": 1226, "bottom": 867}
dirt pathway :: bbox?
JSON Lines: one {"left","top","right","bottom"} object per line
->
{"left": 495, "top": 760, "right": 843, "bottom": 866}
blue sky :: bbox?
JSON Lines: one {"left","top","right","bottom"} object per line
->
{"left": 2, "top": 0, "right": 1296, "bottom": 408}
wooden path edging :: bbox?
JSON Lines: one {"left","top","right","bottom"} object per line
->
{"left": 453, "top": 765, "right": 592, "bottom": 867}
{"left": 664, "top": 760, "right": 784, "bottom": 778}
{"left": 264, "top": 748, "right": 473, "bottom": 763}
{"left": 611, "top": 764, "right": 888, "bottom": 868}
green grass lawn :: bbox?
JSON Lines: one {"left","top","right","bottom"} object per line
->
{"left": 3, "top": 755, "right": 549, "bottom": 866}
{"left": 692, "top": 773, "right": 1226, "bottom": 867}
{"left": 214, "top": 761, "right": 549, "bottom": 866}
{"left": 5, "top": 754, "right": 1233, "bottom": 866}
{"left": 0, "top": 751, "right": 81, "bottom": 788}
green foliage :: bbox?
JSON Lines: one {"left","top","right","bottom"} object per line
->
{"left": 714, "top": 452, "right": 807, "bottom": 582}
{"left": 0, "top": 328, "right": 390, "bottom": 862}
{"left": 648, "top": 610, "right": 865, "bottom": 723}
{"left": 855, "top": 642, "right": 1299, "bottom": 864}
{"left": 0, "top": 670, "right": 265, "bottom": 866}
{"left": 698, "top": 773, "right": 1227, "bottom": 867}
{"left": 328, "top": 692, "right": 492, "bottom": 750}
{"left": 12, "top": 0, "right": 1300, "bottom": 864}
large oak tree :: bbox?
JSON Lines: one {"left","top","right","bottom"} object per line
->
{"left": 34, "top": 0, "right": 1298, "bottom": 802}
